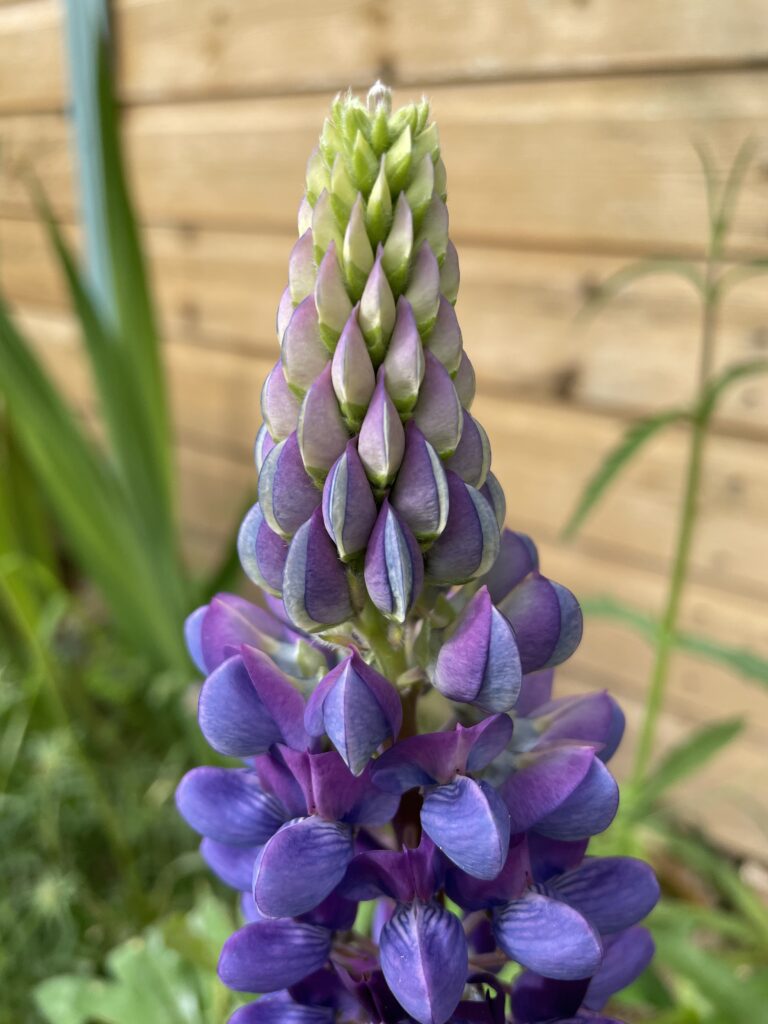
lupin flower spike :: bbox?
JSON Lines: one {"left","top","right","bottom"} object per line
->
{"left": 179, "top": 82, "right": 657, "bottom": 1024}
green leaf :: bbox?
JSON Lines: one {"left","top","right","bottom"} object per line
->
{"left": 561, "top": 410, "right": 689, "bottom": 539}
{"left": 633, "top": 718, "right": 743, "bottom": 814}
{"left": 578, "top": 258, "right": 705, "bottom": 323}
{"left": 581, "top": 595, "right": 768, "bottom": 688}
{"left": 654, "top": 931, "right": 768, "bottom": 1022}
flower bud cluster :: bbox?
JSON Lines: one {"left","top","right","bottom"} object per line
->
{"left": 178, "top": 85, "right": 658, "bottom": 1024}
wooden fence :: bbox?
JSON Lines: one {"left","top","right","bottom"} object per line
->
{"left": 1, "top": 0, "right": 767, "bottom": 859}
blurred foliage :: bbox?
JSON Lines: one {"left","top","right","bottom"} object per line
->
{"left": 565, "top": 140, "right": 768, "bottom": 1021}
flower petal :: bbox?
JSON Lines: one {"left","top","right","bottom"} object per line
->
{"left": 584, "top": 926, "right": 655, "bottom": 1010}
{"left": 198, "top": 655, "right": 284, "bottom": 757}
{"left": 412, "top": 351, "right": 463, "bottom": 458}
{"left": 552, "top": 858, "right": 660, "bottom": 934}
{"left": 229, "top": 995, "right": 334, "bottom": 1024}
{"left": 501, "top": 745, "right": 595, "bottom": 835}
{"left": 499, "top": 574, "right": 582, "bottom": 673}
{"left": 390, "top": 421, "right": 449, "bottom": 543}
{"left": 259, "top": 432, "right": 322, "bottom": 538}
{"left": 201, "top": 837, "right": 260, "bottom": 892}
{"left": 218, "top": 919, "right": 332, "bottom": 992}
{"left": 493, "top": 892, "right": 602, "bottom": 980}
{"left": 421, "top": 776, "right": 510, "bottom": 880}
{"left": 322, "top": 440, "right": 377, "bottom": 562}
{"left": 380, "top": 901, "right": 468, "bottom": 1024}
{"left": 176, "top": 766, "right": 285, "bottom": 844}
{"left": 425, "top": 472, "right": 500, "bottom": 585}
{"left": 534, "top": 758, "right": 619, "bottom": 841}
{"left": 364, "top": 500, "right": 424, "bottom": 622}
{"left": 283, "top": 508, "right": 353, "bottom": 631}
{"left": 238, "top": 503, "right": 289, "bottom": 597}
{"left": 483, "top": 530, "right": 539, "bottom": 605}
{"left": 253, "top": 817, "right": 354, "bottom": 919}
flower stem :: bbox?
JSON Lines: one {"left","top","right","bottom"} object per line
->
{"left": 631, "top": 248, "right": 720, "bottom": 784}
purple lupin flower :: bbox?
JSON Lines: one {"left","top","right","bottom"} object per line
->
{"left": 178, "top": 83, "right": 657, "bottom": 1024}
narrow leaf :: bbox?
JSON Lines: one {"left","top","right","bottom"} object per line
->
{"left": 578, "top": 258, "right": 705, "bottom": 324}
{"left": 562, "top": 410, "right": 689, "bottom": 539}
{"left": 697, "top": 358, "right": 768, "bottom": 423}
{"left": 636, "top": 718, "right": 743, "bottom": 812}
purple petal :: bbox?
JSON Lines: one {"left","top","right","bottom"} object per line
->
{"left": 445, "top": 836, "right": 529, "bottom": 911}
{"left": 425, "top": 472, "right": 500, "bottom": 585}
{"left": 534, "top": 758, "right": 619, "bottom": 841}
{"left": 238, "top": 503, "right": 289, "bottom": 597}
{"left": 359, "top": 248, "right": 396, "bottom": 364}
{"left": 412, "top": 351, "right": 462, "bottom": 458}
{"left": 230, "top": 995, "right": 334, "bottom": 1024}
{"left": 176, "top": 767, "right": 285, "bottom": 845}
{"left": 283, "top": 509, "right": 353, "bottom": 631}
{"left": 358, "top": 371, "right": 405, "bottom": 488}
{"left": 484, "top": 530, "right": 539, "bottom": 605}
{"left": 380, "top": 901, "right": 468, "bottom": 1024}
{"left": 433, "top": 586, "right": 522, "bottom": 713}
{"left": 493, "top": 892, "right": 602, "bottom": 980}
{"left": 424, "top": 294, "right": 462, "bottom": 374}
{"left": 200, "top": 594, "right": 292, "bottom": 672}
{"left": 383, "top": 297, "right": 425, "bottom": 414}
{"left": 453, "top": 350, "right": 475, "bottom": 409}
{"left": 315, "top": 240, "right": 352, "bottom": 348}
{"left": 527, "top": 835, "right": 589, "bottom": 884}
{"left": 514, "top": 669, "right": 555, "bottom": 717}
{"left": 253, "top": 817, "right": 354, "bottom": 918}
{"left": 444, "top": 410, "right": 490, "bottom": 488}
{"left": 364, "top": 500, "right": 424, "bottom": 622}
{"left": 201, "top": 837, "right": 260, "bottom": 891}
{"left": 464, "top": 713, "right": 515, "bottom": 773}
{"left": 500, "top": 745, "right": 595, "bottom": 835}
{"left": 297, "top": 364, "right": 350, "bottom": 482}
{"left": 288, "top": 228, "right": 316, "bottom": 305}
{"left": 198, "top": 655, "right": 283, "bottom": 757}
{"left": 261, "top": 360, "right": 300, "bottom": 441}
{"left": 499, "top": 574, "right": 582, "bottom": 674}
{"left": 322, "top": 440, "right": 377, "bottom": 562}
{"left": 599, "top": 697, "right": 625, "bottom": 763}
{"left": 240, "top": 645, "right": 309, "bottom": 752}
{"left": 372, "top": 730, "right": 462, "bottom": 792}
{"left": 510, "top": 973, "right": 587, "bottom": 1024}
{"left": 259, "top": 432, "right": 322, "bottom": 539}
{"left": 305, "top": 652, "right": 402, "bottom": 774}
{"left": 218, "top": 919, "right": 332, "bottom": 992}
{"left": 277, "top": 284, "right": 294, "bottom": 343}
{"left": 184, "top": 606, "right": 207, "bottom": 674}
{"left": 479, "top": 471, "right": 506, "bottom": 529}
{"left": 584, "top": 926, "right": 655, "bottom": 1010}
{"left": 531, "top": 692, "right": 614, "bottom": 748}
{"left": 552, "top": 858, "right": 660, "bottom": 934}
{"left": 404, "top": 240, "right": 441, "bottom": 334}
{"left": 421, "top": 776, "right": 510, "bottom": 880}
{"left": 282, "top": 295, "right": 330, "bottom": 397}
{"left": 331, "top": 309, "right": 375, "bottom": 424}
{"left": 390, "top": 421, "right": 449, "bottom": 542}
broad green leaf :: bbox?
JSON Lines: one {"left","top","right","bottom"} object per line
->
{"left": 561, "top": 410, "right": 689, "bottom": 539}
{"left": 633, "top": 718, "right": 743, "bottom": 816}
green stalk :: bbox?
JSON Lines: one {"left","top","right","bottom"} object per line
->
{"left": 631, "top": 223, "right": 721, "bottom": 783}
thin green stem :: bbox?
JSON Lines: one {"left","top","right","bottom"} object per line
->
{"left": 631, "top": 237, "right": 720, "bottom": 784}
{"left": 356, "top": 601, "right": 408, "bottom": 681}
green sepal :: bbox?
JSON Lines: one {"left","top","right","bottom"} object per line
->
{"left": 412, "top": 122, "right": 440, "bottom": 168}
{"left": 405, "top": 155, "right": 435, "bottom": 231}
{"left": 388, "top": 103, "right": 417, "bottom": 138}
{"left": 340, "top": 401, "right": 368, "bottom": 430}
{"left": 416, "top": 195, "right": 449, "bottom": 265}
{"left": 306, "top": 147, "right": 330, "bottom": 206}
{"left": 320, "top": 116, "right": 344, "bottom": 167}
{"left": 319, "top": 321, "right": 342, "bottom": 352}
{"left": 415, "top": 100, "right": 431, "bottom": 134}
{"left": 344, "top": 261, "right": 371, "bottom": 303}
{"left": 382, "top": 193, "right": 414, "bottom": 297}
{"left": 385, "top": 125, "right": 412, "bottom": 194}
{"left": 360, "top": 325, "right": 388, "bottom": 367}
{"left": 434, "top": 156, "right": 447, "bottom": 201}
{"left": 330, "top": 154, "right": 357, "bottom": 225}
{"left": 343, "top": 103, "right": 371, "bottom": 146}
{"left": 366, "top": 159, "right": 393, "bottom": 246}
{"left": 311, "top": 190, "right": 343, "bottom": 265}
{"left": 351, "top": 130, "right": 379, "bottom": 193}
{"left": 370, "top": 105, "right": 390, "bottom": 155}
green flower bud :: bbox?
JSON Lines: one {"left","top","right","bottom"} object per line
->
{"left": 366, "top": 158, "right": 393, "bottom": 247}
{"left": 343, "top": 194, "right": 374, "bottom": 300}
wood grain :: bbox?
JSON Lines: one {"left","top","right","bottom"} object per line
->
{"left": 4, "top": 219, "right": 766, "bottom": 435}
{"left": 388, "top": 0, "right": 768, "bottom": 82}
{"left": 0, "top": 1, "right": 65, "bottom": 112}
{"left": 3, "top": 73, "right": 768, "bottom": 254}
{"left": 114, "top": 0, "right": 383, "bottom": 101}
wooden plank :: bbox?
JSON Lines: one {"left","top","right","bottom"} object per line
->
{"left": 4, "top": 219, "right": 766, "bottom": 434}
{"left": 12, "top": 302, "right": 768, "bottom": 599}
{"left": 4, "top": 72, "right": 768, "bottom": 254}
{"left": 389, "top": 0, "right": 768, "bottom": 82}
{"left": 0, "top": 1, "right": 66, "bottom": 113}
{"left": 114, "top": 0, "right": 383, "bottom": 101}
